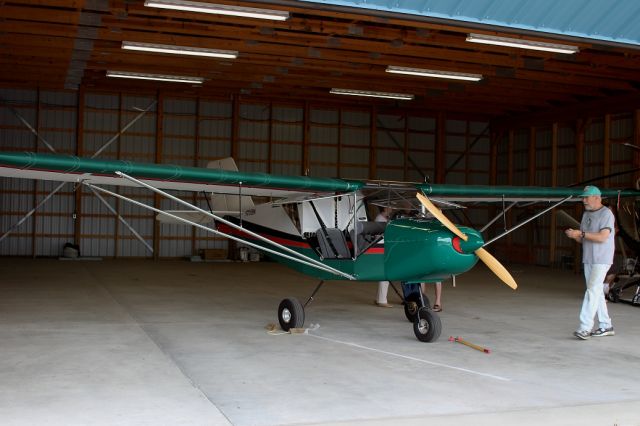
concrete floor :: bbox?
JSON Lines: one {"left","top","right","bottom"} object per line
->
{"left": 0, "top": 258, "right": 639, "bottom": 426}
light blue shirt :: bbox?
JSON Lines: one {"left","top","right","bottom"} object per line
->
{"left": 580, "top": 206, "right": 615, "bottom": 265}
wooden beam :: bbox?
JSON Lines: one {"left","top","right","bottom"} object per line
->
{"left": 153, "top": 91, "right": 163, "bottom": 260}
{"left": 435, "top": 112, "right": 445, "bottom": 183}
{"left": 604, "top": 114, "right": 611, "bottom": 188}
{"left": 549, "top": 123, "right": 558, "bottom": 266}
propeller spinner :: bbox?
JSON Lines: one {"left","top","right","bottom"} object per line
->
{"left": 416, "top": 193, "right": 518, "bottom": 290}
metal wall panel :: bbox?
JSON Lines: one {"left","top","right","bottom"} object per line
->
{"left": 611, "top": 114, "right": 632, "bottom": 139}
{"left": 237, "top": 103, "right": 269, "bottom": 172}
{"left": 29, "top": 92, "right": 78, "bottom": 257}
{"left": 120, "top": 95, "right": 157, "bottom": 162}
{"left": 407, "top": 116, "right": 435, "bottom": 182}
{"left": 376, "top": 113, "right": 405, "bottom": 181}
{"left": 535, "top": 128, "right": 552, "bottom": 186}
{"left": 512, "top": 131, "right": 529, "bottom": 185}
{"left": 271, "top": 105, "right": 303, "bottom": 175}
{"left": 309, "top": 108, "right": 339, "bottom": 177}
{"left": 158, "top": 192, "right": 195, "bottom": 257}
{"left": 557, "top": 125, "right": 577, "bottom": 186}
{"left": 117, "top": 186, "right": 154, "bottom": 257}
{"left": 82, "top": 93, "right": 118, "bottom": 257}
{"left": 0, "top": 89, "right": 39, "bottom": 255}
{"left": 160, "top": 99, "right": 198, "bottom": 256}
{"left": 194, "top": 100, "right": 233, "bottom": 254}
{"left": 198, "top": 99, "right": 232, "bottom": 165}
{"left": 340, "top": 109, "right": 369, "bottom": 179}
{"left": 0, "top": 89, "right": 38, "bottom": 150}
{"left": 0, "top": 177, "right": 34, "bottom": 255}
{"left": 495, "top": 134, "right": 509, "bottom": 185}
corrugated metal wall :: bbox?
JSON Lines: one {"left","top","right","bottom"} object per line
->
{"left": 495, "top": 113, "right": 638, "bottom": 266}
{"left": 1, "top": 87, "right": 494, "bottom": 259}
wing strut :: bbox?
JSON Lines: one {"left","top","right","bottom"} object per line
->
{"left": 106, "top": 172, "right": 356, "bottom": 280}
{"left": 86, "top": 185, "right": 154, "bottom": 254}
{"left": 483, "top": 196, "right": 572, "bottom": 247}
{"left": 85, "top": 182, "right": 355, "bottom": 280}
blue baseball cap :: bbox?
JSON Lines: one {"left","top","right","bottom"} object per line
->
{"left": 580, "top": 185, "right": 601, "bottom": 197}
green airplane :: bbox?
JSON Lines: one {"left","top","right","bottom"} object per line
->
{"left": 1, "top": 151, "right": 639, "bottom": 342}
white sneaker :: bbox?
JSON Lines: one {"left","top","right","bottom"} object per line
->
{"left": 591, "top": 327, "right": 615, "bottom": 337}
{"left": 573, "top": 330, "right": 591, "bottom": 340}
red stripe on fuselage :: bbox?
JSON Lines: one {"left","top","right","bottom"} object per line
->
{"left": 217, "top": 222, "right": 385, "bottom": 254}
{"left": 217, "top": 223, "right": 310, "bottom": 248}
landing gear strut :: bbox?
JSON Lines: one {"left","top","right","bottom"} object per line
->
{"left": 401, "top": 282, "right": 441, "bottom": 342}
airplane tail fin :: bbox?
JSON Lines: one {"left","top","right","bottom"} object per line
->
{"left": 156, "top": 158, "right": 255, "bottom": 224}
{"left": 206, "top": 158, "right": 255, "bottom": 215}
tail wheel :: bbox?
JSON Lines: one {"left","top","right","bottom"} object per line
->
{"left": 278, "top": 298, "right": 305, "bottom": 331}
{"left": 404, "top": 292, "right": 431, "bottom": 322}
{"left": 413, "top": 307, "right": 442, "bottom": 342}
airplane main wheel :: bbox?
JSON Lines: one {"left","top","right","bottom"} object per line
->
{"left": 278, "top": 298, "right": 305, "bottom": 331}
{"left": 413, "top": 307, "right": 441, "bottom": 342}
{"left": 404, "top": 292, "right": 431, "bottom": 322}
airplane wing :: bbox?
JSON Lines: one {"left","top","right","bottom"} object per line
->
{"left": 0, "top": 151, "right": 364, "bottom": 198}
{"left": 1, "top": 151, "right": 639, "bottom": 202}
{"left": 417, "top": 183, "right": 640, "bottom": 202}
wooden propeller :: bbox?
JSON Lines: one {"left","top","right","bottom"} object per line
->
{"left": 416, "top": 193, "right": 517, "bottom": 290}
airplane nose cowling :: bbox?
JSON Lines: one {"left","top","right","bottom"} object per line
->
{"left": 453, "top": 234, "right": 484, "bottom": 253}
{"left": 382, "top": 218, "right": 482, "bottom": 282}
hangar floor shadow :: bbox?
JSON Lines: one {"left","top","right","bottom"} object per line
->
{"left": 0, "top": 258, "right": 638, "bottom": 426}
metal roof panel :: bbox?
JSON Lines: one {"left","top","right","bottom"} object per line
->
{"left": 299, "top": 0, "right": 640, "bottom": 46}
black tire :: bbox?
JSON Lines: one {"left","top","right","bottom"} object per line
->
{"left": 404, "top": 292, "right": 431, "bottom": 322}
{"left": 278, "top": 298, "right": 305, "bottom": 331}
{"left": 607, "top": 289, "right": 620, "bottom": 303}
{"left": 413, "top": 307, "right": 442, "bottom": 342}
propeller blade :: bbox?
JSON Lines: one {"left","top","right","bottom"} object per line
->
{"left": 416, "top": 193, "right": 468, "bottom": 241}
{"left": 475, "top": 248, "right": 518, "bottom": 290}
{"left": 416, "top": 192, "right": 518, "bottom": 290}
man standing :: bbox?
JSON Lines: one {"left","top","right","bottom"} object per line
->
{"left": 564, "top": 185, "right": 615, "bottom": 340}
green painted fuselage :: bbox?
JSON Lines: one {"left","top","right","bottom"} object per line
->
{"left": 243, "top": 218, "right": 481, "bottom": 283}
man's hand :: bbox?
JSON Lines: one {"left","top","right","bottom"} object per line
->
{"left": 565, "top": 228, "right": 582, "bottom": 240}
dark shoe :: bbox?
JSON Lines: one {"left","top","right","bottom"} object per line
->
{"left": 574, "top": 330, "right": 591, "bottom": 340}
{"left": 591, "top": 327, "right": 615, "bottom": 337}
{"left": 432, "top": 304, "right": 442, "bottom": 312}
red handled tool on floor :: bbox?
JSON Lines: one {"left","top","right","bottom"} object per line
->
{"left": 449, "top": 336, "right": 491, "bottom": 354}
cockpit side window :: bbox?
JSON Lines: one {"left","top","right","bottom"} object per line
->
{"left": 283, "top": 203, "right": 302, "bottom": 233}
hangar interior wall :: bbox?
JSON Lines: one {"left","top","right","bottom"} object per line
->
{"left": 494, "top": 114, "right": 640, "bottom": 267}
{"left": 0, "top": 88, "right": 489, "bottom": 259}
{"left": 2, "top": 88, "right": 636, "bottom": 267}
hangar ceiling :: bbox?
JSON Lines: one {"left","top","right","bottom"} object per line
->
{"left": 2, "top": 0, "right": 640, "bottom": 119}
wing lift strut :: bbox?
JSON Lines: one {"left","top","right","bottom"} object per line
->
{"left": 481, "top": 196, "right": 573, "bottom": 247}
{"left": 83, "top": 172, "right": 355, "bottom": 281}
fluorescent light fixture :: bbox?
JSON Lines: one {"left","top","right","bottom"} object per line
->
{"left": 330, "top": 88, "right": 414, "bottom": 100}
{"left": 466, "top": 33, "right": 579, "bottom": 54}
{"left": 107, "top": 70, "right": 204, "bottom": 84}
{"left": 122, "top": 41, "right": 238, "bottom": 59}
{"left": 144, "top": 0, "right": 289, "bottom": 20}
{"left": 386, "top": 65, "right": 483, "bottom": 82}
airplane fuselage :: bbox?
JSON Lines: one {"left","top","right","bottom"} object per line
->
{"left": 219, "top": 217, "right": 481, "bottom": 283}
